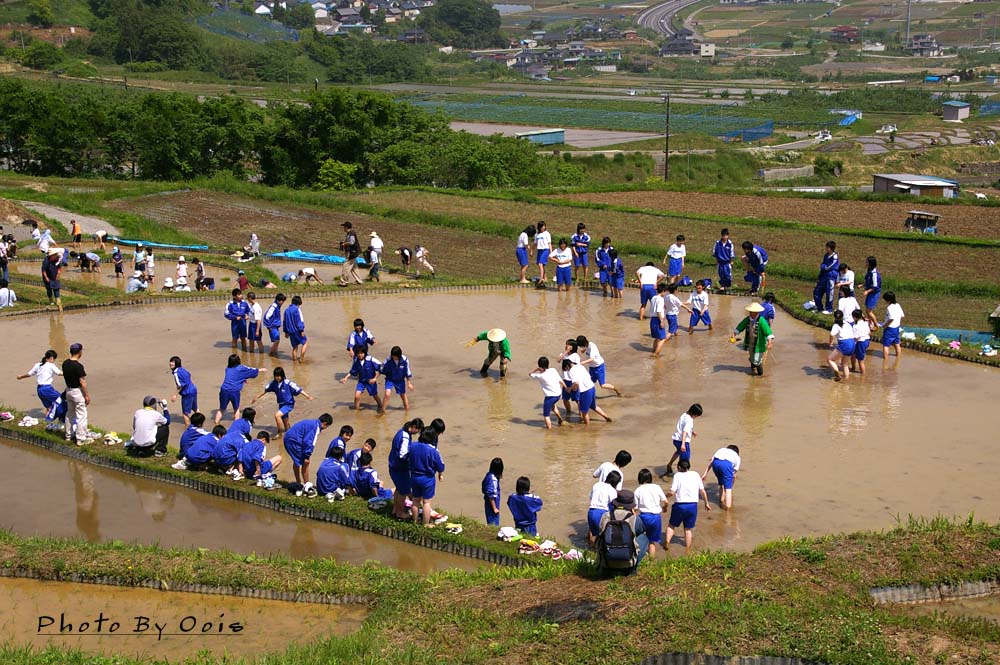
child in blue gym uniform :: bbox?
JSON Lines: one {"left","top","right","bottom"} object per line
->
{"left": 263, "top": 293, "right": 286, "bottom": 357}
{"left": 664, "top": 235, "right": 686, "bottom": 285}
{"left": 388, "top": 418, "right": 424, "bottom": 520}
{"left": 507, "top": 476, "right": 543, "bottom": 536}
{"left": 326, "top": 425, "right": 354, "bottom": 456}
{"left": 316, "top": 446, "right": 351, "bottom": 499}
{"left": 282, "top": 413, "right": 333, "bottom": 484}
{"left": 609, "top": 249, "right": 625, "bottom": 299}
{"left": 741, "top": 242, "right": 769, "bottom": 295}
{"left": 482, "top": 457, "right": 504, "bottom": 526}
{"left": 686, "top": 280, "right": 713, "bottom": 333}
{"left": 665, "top": 403, "right": 702, "bottom": 477}
{"left": 251, "top": 366, "right": 313, "bottom": 435}
{"left": 862, "top": 256, "right": 881, "bottom": 329}
{"left": 814, "top": 241, "right": 840, "bottom": 314}
{"left": 282, "top": 295, "right": 308, "bottom": 363}
{"left": 596, "top": 236, "right": 613, "bottom": 298}
{"left": 515, "top": 224, "right": 536, "bottom": 283}
{"left": 172, "top": 425, "right": 226, "bottom": 470}
{"left": 634, "top": 468, "right": 669, "bottom": 558}
{"left": 214, "top": 355, "right": 260, "bottom": 425}
{"left": 178, "top": 412, "right": 208, "bottom": 459}
{"left": 341, "top": 344, "right": 384, "bottom": 414}
{"left": 238, "top": 431, "right": 281, "bottom": 482}
{"left": 571, "top": 223, "right": 590, "bottom": 282}
{"left": 346, "top": 438, "right": 376, "bottom": 476}
{"left": 408, "top": 427, "right": 445, "bottom": 527}
{"left": 762, "top": 292, "right": 776, "bottom": 327}
{"left": 224, "top": 288, "right": 251, "bottom": 352}
{"left": 587, "top": 470, "right": 621, "bottom": 544}
{"left": 712, "top": 228, "right": 735, "bottom": 292}
{"left": 227, "top": 407, "right": 256, "bottom": 440}
{"left": 352, "top": 452, "right": 383, "bottom": 499}
{"left": 168, "top": 356, "right": 197, "bottom": 424}
{"left": 346, "top": 318, "right": 376, "bottom": 358}
{"left": 701, "top": 445, "right": 740, "bottom": 511}
{"left": 552, "top": 238, "right": 573, "bottom": 292}
{"left": 382, "top": 346, "right": 414, "bottom": 412}
{"left": 213, "top": 427, "right": 249, "bottom": 478}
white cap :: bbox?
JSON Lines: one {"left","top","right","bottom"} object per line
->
{"left": 178, "top": 255, "right": 185, "bottom": 262}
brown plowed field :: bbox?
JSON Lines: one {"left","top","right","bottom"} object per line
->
{"left": 555, "top": 191, "right": 1000, "bottom": 241}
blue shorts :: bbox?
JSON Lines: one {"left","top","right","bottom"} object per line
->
{"left": 883, "top": 326, "right": 900, "bottom": 347}
{"left": 267, "top": 326, "right": 280, "bottom": 343}
{"left": 651, "top": 317, "right": 666, "bottom": 340}
{"left": 259, "top": 459, "right": 274, "bottom": 476}
{"left": 837, "top": 339, "right": 856, "bottom": 356}
{"left": 289, "top": 332, "right": 306, "bottom": 348}
{"left": 277, "top": 404, "right": 294, "bottom": 417}
{"left": 690, "top": 309, "right": 712, "bottom": 327}
{"left": 613, "top": 275, "right": 625, "bottom": 289}
{"left": 385, "top": 379, "right": 407, "bottom": 395}
{"left": 588, "top": 507, "right": 608, "bottom": 537}
{"left": 556, "top": 265, "right": 572, "bottom": 286}
{"left": 181, "top": 392, "right": 198, "bottom": 415}
{"left": 639, "top": 512, "right": 663, "bottom": 544}
{"left": 640, "top": 284, "right": 656, "bottom": 307}
{"left": 588, "top": 364, "right": 606, "bottom": 386}
{"left": 410, "top": 474, "right": 436, "bottom": 500}
{"left": 388, "top": 465, "right": 411, "bottom": 495}
{"left": 668, "top": 257, "right": 683, "bottom": 277}
{"left": 865, "top": 290, "right": 880, "bottom": 310}
{"left": 219, "top": 389, "right": 240, "bottom": 413}
{"left": 537, "top": 249, "right": 550, "bottom": 265}
{"left": 599, "top": 268, "right": 610, "bottom": 285}
{"left": 516, "top": 247, "right": 529, "bottom": 267}
{"left": 230, "top": 321, "right": 247, "bottom": 340}
{"left": 573, "top": 252, "right": 588, "bottom": 267}
{"left": 712, "top": 459, "right": 736, "bottom": 490}
{"left": 485, "top": 501, "right": 500, "bottom": 526}
{"left": 283, "top": 441, "right": 312, "bottom": 468}
{"left": 355, "top": 381, "right": 378, "bottom": 397}
{"left": 542, "top": 395, "right": 560, "bottom": 417}
{"left": 666, "top": 314, "right": 679, "bottom": 335}
{"left": 37, "top": 385, "right": 61, "bottom": 409}
{"left": 854, "top": 339, "right": 870, "bottom": 360}
{"left": 578, "top": 387, "right": 597, "bottom": 415}
{"left": 669, "top": 502, "right": 698, "bottom": 529}
{"left": 248, "top": 321, "right": 262, "bottom": 342}
{"left": 562, "top": 384, "right": 579, "bottom": 402}
{"left": 672, "top": 438, "right": 691, "bottom": 463}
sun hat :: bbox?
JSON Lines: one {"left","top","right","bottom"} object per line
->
{"left": 370, "top": 231, "right": 379, "bottom": 237}
{"left": 48, "top": 247, "right": 63, "bottom": 256}
{"left": 132, "top": 270, "right": 143, "bottom": 278}
{"left": 486, "top": 328, "right": 507, "bottom": 343}
{"left": 163, "top": 277, "right": 174, "bottom": 288}
{"left": 177, "top": 255, "right": 185, "bottom": 262}
{"left": 612, "top": 489, "right": 636, "bottom": 510}
{"left": 238, "top": 270, "right": 245, "bottom": 275}
{"left": 177, "top": 276, "right": 187, "bottom": 285}
{"left": 745, "top": 302, "right": 765, "bottom": 313}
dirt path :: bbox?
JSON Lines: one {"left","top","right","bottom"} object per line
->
{"left": 17, "top": 201, "right": 120, "bottom": 237}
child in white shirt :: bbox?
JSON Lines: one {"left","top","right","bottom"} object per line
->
{"left": 529, "top": 357, "right": 565, "bottom": 429}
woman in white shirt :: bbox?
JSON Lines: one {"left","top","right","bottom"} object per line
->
{"left": 16, "top": 349, "right": 63, "bottom": 412}
{"left": 881, "top": 291, "right": 905, "bottom": 359}
{"left": 535, "top": 221, "right": 552, "bottom": 284}
{"left": 515, "top": 225, "right": 535, "bottom": 283}
{"left": 827, "top": 310, "right": 857, "bottom": 381}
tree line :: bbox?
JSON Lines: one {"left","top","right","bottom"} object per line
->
{"left": 0, "top": 79, "right": 559, "bottom": 189}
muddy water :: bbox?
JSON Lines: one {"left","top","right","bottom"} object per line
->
{"left": 9, "top": 260, "right": 244, "bottom": 292}
{"left": 910, "top": 595, "right": 1000, "bottom": 624}
{"left": 0, "top": 437, "right": 477, "bottom": 573}
{"left": 0, "top": 289, "right": 997, "bottom": 553}
{"left": 0, "top": 576, "right": 366, "bottom": 662}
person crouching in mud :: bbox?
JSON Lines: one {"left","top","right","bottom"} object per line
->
{"left": 466, "top": 328, "right": 511, "bottom": 378}
{"left": 731, "top": 302, "right": 774, "bottom": 376}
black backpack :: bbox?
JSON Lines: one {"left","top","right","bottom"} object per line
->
{"left": 599, "top": 510, "right": 638, "bottom": 572}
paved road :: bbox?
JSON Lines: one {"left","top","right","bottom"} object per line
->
{"left": 635, "top": 0, "right": 704, "bottom": 38}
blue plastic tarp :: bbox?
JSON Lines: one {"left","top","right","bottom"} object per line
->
{"left": 838, "top": 114, "right": 858, "bottom": 126}
{"left": 269, "top": 250, "right": 366, "bottom": 266}
{"left": 112, "top": 237, "right": 209, "bottom": 251}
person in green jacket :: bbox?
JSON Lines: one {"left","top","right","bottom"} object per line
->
{"left": 731, "top": 302, "right": 774, "bottom": 376}
{"left": 466, "top": 328, "right": 511, "bottom": 378}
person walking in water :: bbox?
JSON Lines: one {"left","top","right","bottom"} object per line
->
{"left": 467, "top": 328, "right": 511, "bottom": 379}
{"left": 731, "top": 302, "right": 774, "bottom": 376}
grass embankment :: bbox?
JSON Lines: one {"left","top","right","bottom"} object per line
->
{"left": 2, "top": 519, "right": 1000, "bottom": 663}
{"left": 0, "top": 421, "right": 530, "bottom": 563}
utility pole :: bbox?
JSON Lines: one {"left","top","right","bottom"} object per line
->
{"left": 905, "top": 0, "right": 912, "bottom": 46}
{"left": 663, "top": 92, "right": 670, "bottom": 182}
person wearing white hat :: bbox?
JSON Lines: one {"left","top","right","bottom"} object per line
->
{"left": 175, "top": 276, "right": 191, "bottom": 292}
{"left": 175, "top": 255, "right": 187, "bottom": 282}
{"left": 466, "top": 328, "right": 511, "bottom": 378}
{"left": 126, "top": 270, "right": 147, "bottom": 294}
{"left": 162, "top": 277, "right": 175, "bottom": 292}
{"left": 41, "top": 248, "right": 63, "bottom": 311}
{"left": 367, "top": 231, "right": 383, "bottom": 282}
{"left": 731, "top": 302, "right": 774, "bottom": 376}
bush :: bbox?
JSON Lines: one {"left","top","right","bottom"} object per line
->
{"left": 315, "top": 159, "right": 358, "bottom": 191}
{"left": 19, "top": 41, "right": 64, "bottom": 70}
{"left": 125, "top": 61, "right": 169, "bottom": 73}
{"left": 814, "top": 155, "right": 843, "bottom": 178}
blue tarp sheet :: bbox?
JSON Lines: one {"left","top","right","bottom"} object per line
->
{"left": 269, "top": 250, "right": 366, "bottom": 266}
{"left": 838, "top": 114, "right": 859, "bottom": 126}
{"left": 112, "top": 237, "right": 209, "bottom": 251}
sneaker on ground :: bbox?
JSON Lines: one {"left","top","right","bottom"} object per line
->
{"left": 154, "top": 450, "right": 166, "bottom": 458}
{"left": 231, "top": 471, "right": 243, "bottom": 481}
{"left": 171, "top": 458, "right": 189, "bottom": 470}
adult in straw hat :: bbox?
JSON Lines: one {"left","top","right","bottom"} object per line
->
{"left": 731, "top": 302, "right": 774, "bottom": 376}
{"left": 41, "top": 247, "right": 64, "bottom": 311}
{"left": 465, "top": 328, "right": 511, "bottom": 378}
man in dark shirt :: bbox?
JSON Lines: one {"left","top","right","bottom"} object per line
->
{"left": 41, "top": 249, "right": 63, "bottom": 311}
{"left": 338, "top": 221, "right": 363, "bottom": 287}
{"left": 63, "top": 342, "right": 94, "bottom": 444}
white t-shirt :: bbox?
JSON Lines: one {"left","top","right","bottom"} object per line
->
{"left": 636, "top": 265, "right": 665, "bottom": 286}
{"left": 831, "top": 322, "right": 856, "bottom": 341}
{"left": 673, "top": 412, "right": 694, "bottom": 442}
{"left": 415, "top": 247, "right": 428, "bottom": 261}
{"left": 667, "top": 243, "right": 686, "bottom": 259}
{"left": 670, "top": 470, "right": 704, "bottom": 503}
{"left": 854, "top": 319, "right": 871, "bottom": 342}
{"left": 588, "top": 481, "right": 618, "bottom": 510}
{"left": 132, "top": 408, "right": 167, "bottom": 447}
{"left": 250, "top": 301, "right": 263, "bottom": 323}
{"left": 666, "top": 294, "right": 683, "bottom": 316}
{"left": 565, "top": 363, "right": 595, "bottom": 392}
{"left": 301, "top": 267, "right": 317, "bottom": 277}
{"left": 634, "top": 483, "right": 668, "bottom": 514}
{"left": 688, "top": 291, "right": 709, "bottom": 312}
{"left": 29, "top": 361, "right": 62, "bottom": 386}
{"left": 146, "top": 255, "right": 155, "bottom": 271}
{"left": 885, "top": 303, "right": 904, "bottom": 328}
{"left": 837, "top": 296, "right": 860, "bottom": 320}
{"left": 176, "top": 263, "right": 188, "bottom": 279}
{"left": 517, "top": 232, "right": 530, "bottom": 249}
{"left": 838, "top": 269, "right": 855, "bottom": 288}
{"left": 536, "top": 231, "right": 551, "bottom": 251}
{"left": 650, "top": 294, "right": 665, "bottom": 317}
{"left": 592, "top": 462, "right": 623, "bottom": 490}
{"left": 562, "top": 352, "right": 581, "bottom": 365}
{"left": 530, "top": 368, "right": 563, "bottom": 397}
{"left": 370, "top": 236, "right": 384, "bottom": 255}
{"left": 552, "top": 247, "right": 573, "bottom": 266}
{"left": 583, "top": 342, "right": 604, "bottom": 368}
{"left": 712, "top": 447, "right": 741, "bottom": 471}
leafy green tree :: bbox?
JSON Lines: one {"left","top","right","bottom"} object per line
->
{"left": 284, "top": 3, "right": 315, "bottom": 29}
{"left": 781, "top": 36, "right": 794, "bottom": 50}
{"left": 418, "top": 0, "right": 504, "bottom": 49}
{"left": 20, "top": 41, "right": 65, "bottom": 69}
{"left": 27, "top": 0, "right": 55, "bottom": 27}
{"left": 315, "top": 159, "right": 358, "bottom": 190}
